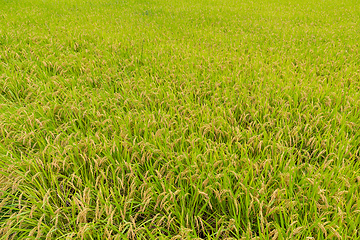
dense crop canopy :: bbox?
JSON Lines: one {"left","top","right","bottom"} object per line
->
{"left": 0, "top": 0, "right": 360, "bottom": 239}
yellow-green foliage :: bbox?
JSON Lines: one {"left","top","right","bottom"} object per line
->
{"left": 0, "top": 0, "right": 360, "bottom": 239}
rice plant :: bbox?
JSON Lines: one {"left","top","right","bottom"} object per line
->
{"left": 0, "top": 0, "right": 360, "bottom": 239}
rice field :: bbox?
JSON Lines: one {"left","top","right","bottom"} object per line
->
{"left": 0, "top": 0, "right": 360, "bottom": 239}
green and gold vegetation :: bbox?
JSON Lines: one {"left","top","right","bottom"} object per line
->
{"left": 1, "top": 0, "right": 360, "bottom": 239}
